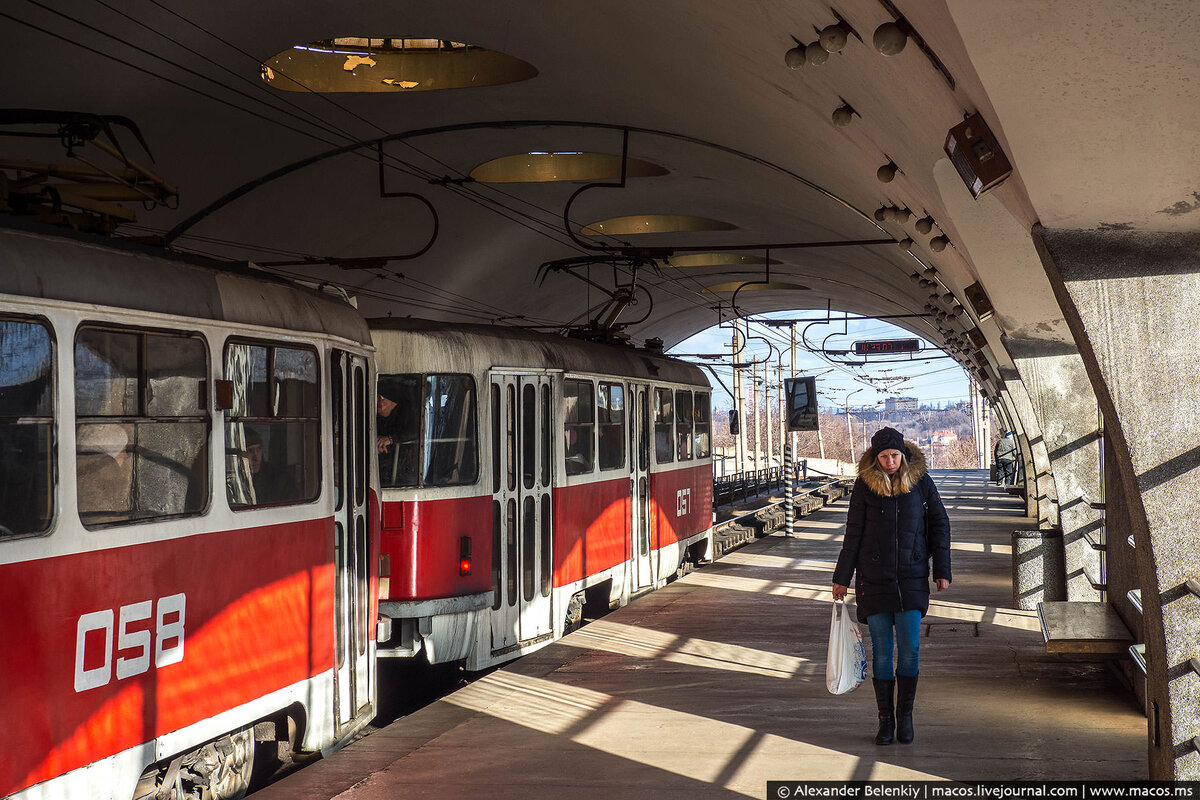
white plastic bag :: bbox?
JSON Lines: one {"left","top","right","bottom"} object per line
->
{"left": 826, "top": 600, "right": 868, "bottom": 695}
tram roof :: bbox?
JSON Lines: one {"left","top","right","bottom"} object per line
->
{"left": 369, "top": 317, "right": 709, "bottom": 387}
{"left": 0, "top": 223, "right": 371, "bottom": 345}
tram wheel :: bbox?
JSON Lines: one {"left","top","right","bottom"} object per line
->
{"left": 191, "top": 727, "right": 255, "bottom": 800}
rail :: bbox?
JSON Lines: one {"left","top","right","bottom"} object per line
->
{"left": 714, "top": 479, "right": 842, "bottom": 529}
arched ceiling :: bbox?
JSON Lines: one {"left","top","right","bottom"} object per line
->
{"left": 2, "top": 1, "right": 1196, "bottom": 353}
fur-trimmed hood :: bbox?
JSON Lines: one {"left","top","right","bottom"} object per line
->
{"left": 857, "top": 440, "right": 928, "bottom": 497}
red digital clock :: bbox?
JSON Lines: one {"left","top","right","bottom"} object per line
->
{"left": 853, "top": 338, "right": 921, "bottom": 355}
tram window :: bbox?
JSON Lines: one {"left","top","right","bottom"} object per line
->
{"left": 225, "top": 342, "right": 320, "bottom": 509}
{"left": 597, "top": 382, "right": 625, "bottom": 471}
{"left": 694, "top": 392, "right": 711, "bottom": 458}
{"left": 491, "top": 500, "right": 502, "bottom": 611}
{"left": 378, "top": 374, "right": 421, "bottom": 488}
{"left": 522, "top": 383, "right": 536, "bottom": 490}
{"left": 506, "top": 384, "right": 516, "bottom": 491}
{"left": 423, "top": 375, "right": 478, "bottom": 487}
{"left": 676, "top": 390, "right": 693, "bottom": 461}
{"left": 563, "top": 379, "right": 594, "bottom": 476}
{"left": 522, "top": 495, "right": 535, "bottom": 602}
{"left": 653, "top": 388, "right": 673, "bottom": 464}
{"left": 540, "top": 494, "right": 552, "bottom": 598}
{"left": 378, "top": 373, "right": 478, "bottom": 488}
{"left": 491, "top": 384, "right": 501, "bottom": 494}
{"left": 0, "top": 317, "right": 54, "bottom": 537}
{"left": 75, "top": 326, "right": 208, "bottom": 527}
{"left": 540, "top": 384, "right": 550, "bottom": 486}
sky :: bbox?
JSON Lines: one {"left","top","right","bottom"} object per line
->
{"left": 667, "top": 310, "right": 971, "bottom": 413}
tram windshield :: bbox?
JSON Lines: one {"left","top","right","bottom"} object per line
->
{"left": 0, "top": 317, "right": 54, "bottom": 537}
{"left": 378, "top": 373, "right": 477, "bottom": 488}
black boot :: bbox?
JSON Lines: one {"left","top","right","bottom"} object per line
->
{"left": 872, "top": 678, "right": 895, "bottom": 745}
{"left": 896, "top": 674, "right": 919, "bottom": 743}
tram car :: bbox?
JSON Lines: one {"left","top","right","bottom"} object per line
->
{"left": 0, "top": 223, "right": 379, "bottom": 800}
{"left": 370, "top": 318, "right": 714, "bottom": 670}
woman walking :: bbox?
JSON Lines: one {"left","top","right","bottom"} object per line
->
{"left": 831, "top": 426, "right": 951, "bottom": 745}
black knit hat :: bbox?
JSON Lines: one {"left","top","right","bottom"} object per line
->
{"left": 870, "top": 426, "right": 905, "bottom": 455}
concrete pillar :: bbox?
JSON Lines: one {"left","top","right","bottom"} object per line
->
{"left": 1035, "top": 226, "right": 1200, "bottom": 780}
{"left": 1007, "top": 340, "right": 1103, "bottom": 602}
{"left": 997, "top": 377, "right": 1058, "bottom": 528}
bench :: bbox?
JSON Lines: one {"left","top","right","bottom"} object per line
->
{"left": 1036, "top": 601, "right": 1134, "bottom": 655}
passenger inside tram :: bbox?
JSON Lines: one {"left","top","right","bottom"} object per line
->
{"left": 377, "top": 377, "right": 420, "bottom": 487}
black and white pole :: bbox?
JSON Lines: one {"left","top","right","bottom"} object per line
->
{"left": 784, "top": 442, "right": 795, "bottom": 537}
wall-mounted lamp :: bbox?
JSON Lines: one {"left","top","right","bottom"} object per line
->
{"left": 873, "top": 206, "right": 889, "bottom": 222}
{"left": 806, "top": 42, "right": 829, "bottom": 65}
{"left": 877, "top": 159, "right": 900, "bottom": 183}
{"left": 819, "top": 24, "right": 849, "bottom": 53}
{"left": 785, "top": 44, "right": 806, "bottom": 69}
{"left": 908, "top": 272, "right": 922, "bottom": 283}
{"left": 898, "top": 237, "right": 913, "bottom": 250}
{"left": 929, "top": 235, "right": 950, "bottom": 252}
{"left": 873, "top": 21, "right": 908, "bottom": 56}
{"left": 915, "top": 216, "right": 935, "bottom": 234}
{"left": 832, "top": 100, "right": 858, "bottom": 127}
{"left": 892, "top": 206, "right": 912, "bottom": 223}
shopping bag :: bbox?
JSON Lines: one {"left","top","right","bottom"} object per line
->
{"left": 826, "top": 600, "right": 868, "bottom": 695}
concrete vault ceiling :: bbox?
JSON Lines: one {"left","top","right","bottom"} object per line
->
{"left": 2, "top": 1, "right": 1197, "bottom": 349}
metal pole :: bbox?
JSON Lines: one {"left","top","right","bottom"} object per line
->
{"left": 763, "top": 370, "right": 773, "bottom": 472}
{"left": 751, "top": 360, "right": 760, "bottom": 475}
{"left": 785, "top": 441, "right": 794, "bottom": 537}
{"left": 777, "top": 351, "right": 786, "bottom": 472}
{"left": 846, "top": 401, "right": 855, "bottom": 463}
{"left": 733, "top": 324, "right": 746, "bottom": 475}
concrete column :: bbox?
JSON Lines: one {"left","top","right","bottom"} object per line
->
{"left": 1007, "top": 340, "right": 1103, "bottom": 602}
{"left": 1035, "top": 226, "right": 1200, "bottom": 780}
{"left": 997, "top": 375, "right": 1059, "bottom": 529}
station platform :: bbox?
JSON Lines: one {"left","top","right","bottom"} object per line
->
{"left": 258, "top": 470, "right": 1145, "bottom": 799}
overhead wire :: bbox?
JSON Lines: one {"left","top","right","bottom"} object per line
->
{"left": 9, "top": 2, "right": 586, "bottom": 326}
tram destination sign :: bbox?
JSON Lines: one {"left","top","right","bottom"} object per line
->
{"left": 853, "top": 338, "right": 921, "bottom": 356}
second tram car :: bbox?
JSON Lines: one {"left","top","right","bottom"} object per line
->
{"left": 0, "top": 224, "right": 379, "bottom": 800}
{"left": 370, "top": 319, "right": 714, "bottom": 670}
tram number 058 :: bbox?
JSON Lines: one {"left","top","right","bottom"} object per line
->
{"left": 74, "top": 593, "right": 187, "bottom": 692}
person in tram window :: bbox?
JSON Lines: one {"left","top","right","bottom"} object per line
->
{"left": 994, "top": 430, "right": 1017, "bottom": 485}
{"left": 76, "top": 423, "right": 133, "bottom": 524}
{"left": 244, "top": 426, "right": 290, "bottom": 504}
{"left": 376, "top": 382, "right": 419, "bottom": 486}
{"left": 831, "top": 426, "right": 951, "bottom": 746}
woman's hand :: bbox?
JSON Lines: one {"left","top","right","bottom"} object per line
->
{"left": 832, "top": 583, "right": 848, "bottom": 601}
{"left": 935, "top": 579, "right": 950, "bottom": 592}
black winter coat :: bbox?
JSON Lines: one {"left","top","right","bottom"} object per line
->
{"left": 832, "top": 442, "right": 952, "bottom": 623}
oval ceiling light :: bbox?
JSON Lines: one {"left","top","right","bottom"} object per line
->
{"left": 658, "top": 253, "right": 780, "bottom": 269}
{"left": 470, "top": 152, "right": 668, "bottom": 183}
{"left": 262, "top": 37, "right": 537, "bottom": 92}
{"left": 702, "top": 281, "right": 810, "bottom": 293}
{"left": 580, "top": 215, "right": 737, "bottom": 236}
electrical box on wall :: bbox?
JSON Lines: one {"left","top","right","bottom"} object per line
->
{"left": 945, "top": 113, "right": 1013, "bottom": 198}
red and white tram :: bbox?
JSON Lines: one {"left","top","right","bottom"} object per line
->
{"left": 0, "top": 224, "right": 378, "bottom": 800}
{"left": 370, "top": 319, "right": 714, "bottom": 671}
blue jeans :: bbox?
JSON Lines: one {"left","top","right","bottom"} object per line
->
{"left": 867, "top": 610, "right": 922, "bottom": 679}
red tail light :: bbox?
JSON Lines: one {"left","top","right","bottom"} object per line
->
{"left": 459, "top": 536, "right": 472, "bottom": 576}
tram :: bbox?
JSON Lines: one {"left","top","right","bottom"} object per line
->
{"left": 0, "top": 223, "right": 378, "bottom": 800}
{"left": 369, "top": 318, "right": 714, "bottom": 671}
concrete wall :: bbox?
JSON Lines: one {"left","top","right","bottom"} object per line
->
{"left": 1035, "top": 226, "right": 1200, "bottom": 780}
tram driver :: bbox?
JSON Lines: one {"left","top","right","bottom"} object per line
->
{"left": 377, "top": 380, "right": 419, "bottom": 486}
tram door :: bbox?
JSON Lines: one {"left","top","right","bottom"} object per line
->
{"left": 490, "top": 373, "right": 555, "bottom": 652}
{"left": 630, "top": 383, "right": 655, "bottom": 590}
{"left": 331, "top": 350, "right": 373, "bottom": 731}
